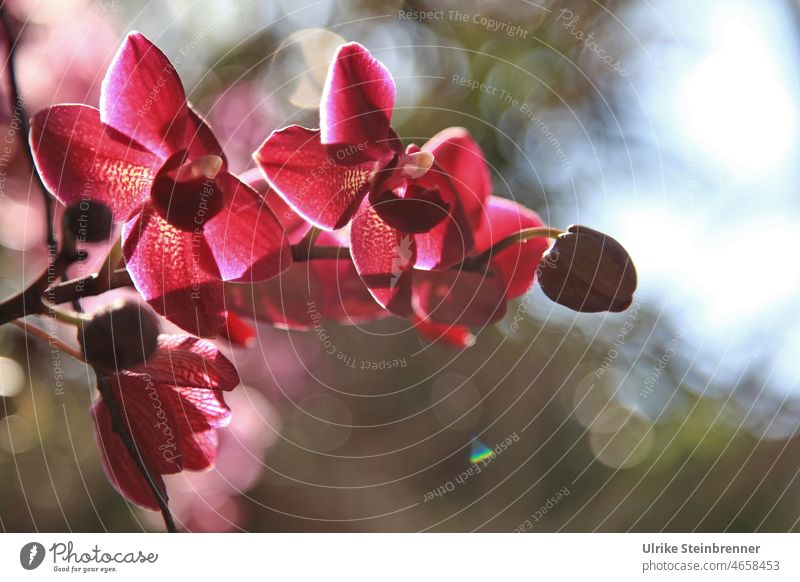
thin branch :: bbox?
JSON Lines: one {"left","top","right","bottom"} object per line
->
{"left": 95, "top": 375, "right": 177, "bottom": 533}
{"left": 12, "top": 319, "right": 84, "bottom": 362}
{"left": 0, "top": 7, "right": 55, "bottom": 248}
{"left": 0, "top": 252, "right": 105, "bottom": 325}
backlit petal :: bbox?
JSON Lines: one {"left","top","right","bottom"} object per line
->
{"left": 254, "top": 125, "right": 375, "bottom": 230}
{"left": 350, "top": 200, "right": 414, "bottom": 317}
{"left": 203, "top": 173, "right": 292, "bottom": 282}
{"left": 320, "top": 42, "right": 395, "bottom": 147}
{"left": 100, "top": 32, "right": 187, "bottom": 158}
{"left": 122, "top": 204, "right": 225, "bottom": 337}
{"left": 30, "top": 105, "right": 157, "bottom": 223}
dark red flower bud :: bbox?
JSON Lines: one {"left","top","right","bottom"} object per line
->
{"left": 537, "top": 225, "right": 637, "bottom": 313}
{"left": 79, "top": 301, "right": 160, "bottom": 370}
{"left": 63, "top": 201, "right": 114, "bottom": 243}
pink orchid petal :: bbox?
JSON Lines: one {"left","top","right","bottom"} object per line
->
{"left": 203, "top": 173, "right": 292, "bottom": 283}
{"left": 172, "top": 427, "right": 218, "bottom": 471}
{"left": 225, "top": 230, "right": 385, "bottom": 329}
{"left": 350, "top": 200, "right": 415, "bottom": 317}
{"left": 100, "top": 32, "right": 187, "bottom": 158}
{"left": 110, "top": 375, "right": 188, "bottom": 475}
{"left": 412, "top": 268, "right": 508, "bottom": 326}
{"left": 30, "top": 105, "right": 157, "bottom": 223}
{"left": 92, "top": 399, "right": 165, "bottom": 511}
{"left": 423, "top": 127, "right": 491, "bottom": 229}
{"left": 162, "top": 387, "right": 227, "bottom": 470}
{"left": 122, "top": 204, "right": 225, "bottom": 337}
{"left": 312, "top": 230, "right": 389, "bottom": 323}
{"left": 168, "top": 388, "right": 231, "bottom": 430}
{"left": 320, "top": 42, "right": 395, "bottom": 147}
{"left": 254, "top": 125, "right": 376, "bottom": 230}
{"left": 124, "top": 334, "right": 240, "bottom": 390}
{"left": 225, "top": 262, "right": 318, "bottom": 329}
{"left": 476, "top": 196, "right": 550, "bottom": 299}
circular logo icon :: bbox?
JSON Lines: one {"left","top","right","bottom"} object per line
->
{"left": 19, "top": 542, "right": 46, "bottom": 570}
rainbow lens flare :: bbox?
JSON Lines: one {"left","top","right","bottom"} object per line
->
{"left": 470, "top": 439, "right": 494, "bottom": 464}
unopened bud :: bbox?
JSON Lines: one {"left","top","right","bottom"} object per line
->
{"left": 537, "top": 225, "right": 637, "bottom": 313}
{"left": 63, "top": 201, "right": 114, "bottom": 243}
{"left": 79, "top": 301, "right": 160, "bottom": 370}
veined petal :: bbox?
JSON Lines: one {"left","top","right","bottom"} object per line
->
{"left": 422, "top": 127, "right": 491, "bottom": 230}
{"left": 225, "top": 229, "right": 386, "bottom": 329}
{"left": 169, "top": 388, "right": 231, "bottom": 431}
{"left": 122, "top": 204, "right": 225, "bottom": 337}
{"left": 350, "top": 200, "right": 414, "bottom": 317}
{"left": 203, "top": 173, "right": 292, "bottom": 283}
{"left": 163, "top": 387, "right": 230, "bottom": 470}
{"left": 320, "top": 42, "right": 395, "bottom": 147}
{"left": 253, "top": 125, "right": 375, "bottom": 230}
{"left": 100, "top": 32, "right": 188, "bottom": 158}
{"left": 311, "top": 231, "right": 389, "bottom": 323}
{"left": 30, "top": 105, "right": 157, "bottom": 223}
{"left": 92, "top": 399, "right": 166, "bottom": 511}
{"left": 124, "top": 334, "right": 240, "bottom": 390}
{"left": 110, "top": 375, "right": 188, "bottom": 475}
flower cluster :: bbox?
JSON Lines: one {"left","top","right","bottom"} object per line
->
{"left": 26, "top": 32, "right": 636, "bottom": 518}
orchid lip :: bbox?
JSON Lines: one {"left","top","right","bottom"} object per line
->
{"left": 150, "top": 151, "right": 226, "bottom": 231}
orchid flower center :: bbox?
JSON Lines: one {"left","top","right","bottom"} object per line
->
{"left": 150, "top": 151, "right": 226, "bottom": 231}
{"left": 400, "top": 150, "right": 434, "bottom": 179}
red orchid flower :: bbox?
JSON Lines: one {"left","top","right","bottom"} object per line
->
{"left": 348, "top": 126, "right": 495, "bottom": 316}
{"left": 254, "top": 42, "right": 475, "bottom": 316}
{"left": 225, "top": 171, "right": 386, "bottom": 329}
{"left": 30, "top": 32, "right": 291, "bottom": 337}
{"left": 92, "top": 334, "right": 239, "bottom": 510}
{"left": 344, "top": 124, "right": 549, "bottom": 327}
{"left": 412, "top": 195, "right": 551, "bottom": 327}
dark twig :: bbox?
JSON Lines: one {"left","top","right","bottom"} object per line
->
{"left": 0, "top": 7, "right": 55, "bottom": 248}
{"left": 0, "top": 262, "right": 131, "bottom": 325}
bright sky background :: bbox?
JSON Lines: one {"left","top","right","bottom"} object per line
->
{"left": 603, "top": 0, "right": 800, "bottom": 396}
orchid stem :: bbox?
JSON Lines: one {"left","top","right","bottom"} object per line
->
{"left": 478, "top": 226, "right": 564, "bottom": 260}
{"left": 96, "top": 237, "right": 123, "bottom": 292}
{"left": 0, "top": 226, "right": 564, "bottom": 327}
{"left": 11, "top": 319, "right": 84, "bottom": 362}
{"left": 46, "top": 302, "right": 91, "bottom": 326}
